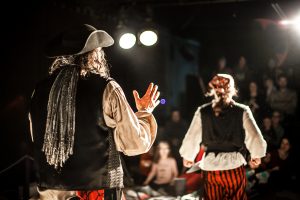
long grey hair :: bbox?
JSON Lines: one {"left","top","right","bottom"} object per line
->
{"left": 49, "top": 48, "right": 110, "bottom": 78}
{"left": 43, "top": 48, "right": 109, "bottom": 169}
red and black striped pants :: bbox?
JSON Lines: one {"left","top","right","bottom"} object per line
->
{"left": 203, "top": 166, "right": 247, "bottom": 200}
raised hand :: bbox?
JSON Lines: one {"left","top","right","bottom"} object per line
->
{"left": 133, "top": 83, "right": 160, "bottom": 113}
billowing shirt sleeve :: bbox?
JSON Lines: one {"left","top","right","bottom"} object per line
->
{"left": 179, "top": 107, "right": 202, "bottom": 162}
{"left": 103, "top": 80, "right": 157, "bottom": 156}
{"left": 243, "top": 106, "right": 267, "bottom": 158}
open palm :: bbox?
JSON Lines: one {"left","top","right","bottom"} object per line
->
{"left": 133, "top": 83, "right": 160, "bottom": 113}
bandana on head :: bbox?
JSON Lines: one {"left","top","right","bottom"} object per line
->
{"left": 206, "top": 74, "right": 236, "bottom": 106}
{"left": 208, "top": 75, "right": 231, "bottom": 95}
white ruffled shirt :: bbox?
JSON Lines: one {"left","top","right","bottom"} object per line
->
{"left": 179, "top": 103, "right": 267, "bottom": 171}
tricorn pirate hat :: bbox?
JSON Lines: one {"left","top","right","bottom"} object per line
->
{"left": 45, "top": 24, "right": 114, "bottom": 57}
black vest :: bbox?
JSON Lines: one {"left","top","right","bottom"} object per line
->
{"left": 30, "top": 72, "right": 123, "bottom": 190}
{"left": 200, "top": 102, "right": 246, "bottom": 154}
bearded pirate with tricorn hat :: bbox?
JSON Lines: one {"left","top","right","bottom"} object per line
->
{"left": 29, "top": 24, "right": 160, "bottom": 200}
{"left": 180, "top": 74, "right": 267, "bottom": 199}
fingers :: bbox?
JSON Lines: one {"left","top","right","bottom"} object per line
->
{"left": 145, "top": 83, "right": 154, "bottom": 96}
{"left": 183, "top": 159, "right": 194, "bottom": 168}
{"left": 133, "top": 90, "right": 140, "bottom": 102}
{"left": 250, "top": 158, "right": 261, "bottom": 166}
{"left": 150, "top": 84, "right": 158, "bottom": 99}
{"left": 253, "top": 158, "right": 260, "bottom": 164}
{"left": 153, "top": 100, "right": 160, "bottom": 108}
{"left": 153, "top": 91, "right": 160, "bottom": 101}
{"left": 152, "top": 91, "right": 160, "bottom": 109}
{"left": 249, "top": 161, "right": 259, "bottom": 169}
{"left": 185, "top": 162, "right": 193, "bottom": 168}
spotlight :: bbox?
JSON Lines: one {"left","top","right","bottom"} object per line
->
{"left": 119, "top": 33, "right": 136, "bottom": 49}
{"left": 279, "top": 14, "right": 300, "bottom": 34}
{"left": 280, "top": 20, "right": 292, "bottom": 25}
{"left": 295, "top": 17, "right": 300, "bottom": 32}
{"left": 139, "top": 30, "right": 158, "bottom": 46}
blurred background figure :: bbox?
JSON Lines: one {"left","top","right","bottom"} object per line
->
{"left": 163, "top": 109, "right": 188, "bottom": 171}
{"left": 212, "top": 56, "right": 232, "bottom": 76}
{"left": 243, "top": 81, "right": 264, "bottom": 121}
{"left": 164, "top": 109, "right": 188, "bottom": 147}
{"left": 264, "top": 77, "right": 277, "bottom": 103}
{"left": 266, "top": 137, "right": 295, "bottom": 191}
{"left": 271, "top": 111, "right": 285, "bottom": 148}
{"left": 253, "top": 137, "right": 295, "bottom": 192}
{"left": 261, "top": 116, "right": 277, "bottom": 151}
{"left": 268, "top": 75, "right": 298, "bottom": 116}
{"left": 233, "top": 56, "right": 252, "bottom": 98}
{"left": 143, "top": 141, "right": 178, "bottom": 193}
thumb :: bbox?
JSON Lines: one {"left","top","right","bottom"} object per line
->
{"left": 133, "top": 90, "right": 140, "bottom": 102}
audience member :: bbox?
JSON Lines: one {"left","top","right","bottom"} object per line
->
{"left": 233, "top": 56, "right": 252, "bottom": 97}
{"left": 261, "top": 117, "right": 277, "bottom": 151}
{"left": 243, "top": 81, "right": 264, "bottom": 120}
{"left": 271, "top": 111, "right": 285, "bottom": 148}
{"left": 268, "top": 75, "right": 298, "bottom": 115}
{"left": 164, "top": 109, "right": 188, "bottom": 146}
{"left": 212, "top": 56, "right": 232, "bottom": 76}
{"left": 263, "top": 77, "right": 277, "bottom": 103}
{"left": 263, "top": 137, "right": 294, "bottom": 190}
{"left": 163, "top": 109, "right": 188, "bottom": 171}
{"left": 143, "top": 141, "right": 178, "bottom": 193}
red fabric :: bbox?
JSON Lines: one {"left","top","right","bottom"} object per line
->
{"left": 76, "top": 189, "right": 126, "bottom": 200}
{"left": 203, "top": 166, "right": 247, "bottom": 200}
{"left": 195, "top": 146, "right": 205, "bottom": 161}
{"left": 179, "top": 146, "right": 205, "bottom": 193}
{"left": 139, "top": 152, "right": 153, "bottom": 176}
{"left": 180, "top": 172, "right": 203, "bottom": 193}
{"left": 76, "top": 189, "right": 104, "bottom": 200}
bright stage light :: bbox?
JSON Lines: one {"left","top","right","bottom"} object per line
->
{"left": 295, "top": 17, "right": 300, "bottom": 32}
{"left": 119, "top": 33, "right": 136, "bottom": 49}
{"left": 139, "top": 30, "right": 158, "bottom": 46}
{"left": 280, "top": 13, "right": 300, "bottom": 34}
{"left": 280, "top": 20, "right": 292, "bottom": 25}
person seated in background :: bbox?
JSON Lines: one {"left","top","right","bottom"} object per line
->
{"left": 243, "top": 81, "right": 265, "bottom": 121}
{"left": 164, "top": 109, "right": 188, "bottom": 147}
{"left": 163, "top": 109, "right": 188, "bottom": 171}
{"left": 267, "top": 137, "right": 293, "bottom": 188}
{"left": 233, "top": 56, "right": 252, "bottom": 97}
{"left": 257, "top": 137, "right": 294, "bottom": 191}
{"left": 212, "top": 56, "right": 233, "bottom": 76}
{"left": 271, "top": 111, "right": 285, "bottom": 148}
{"left": 268, "top": 75, "right": 298, "bottom": 116}
{"left": 143, "top": 141, "right": 178, "bottom": 193}
{"left": 261, "top": 116, "right": 277, "bottom": 151}
{"left": 263, "top": 77, "right": 277, "bottom": 103}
